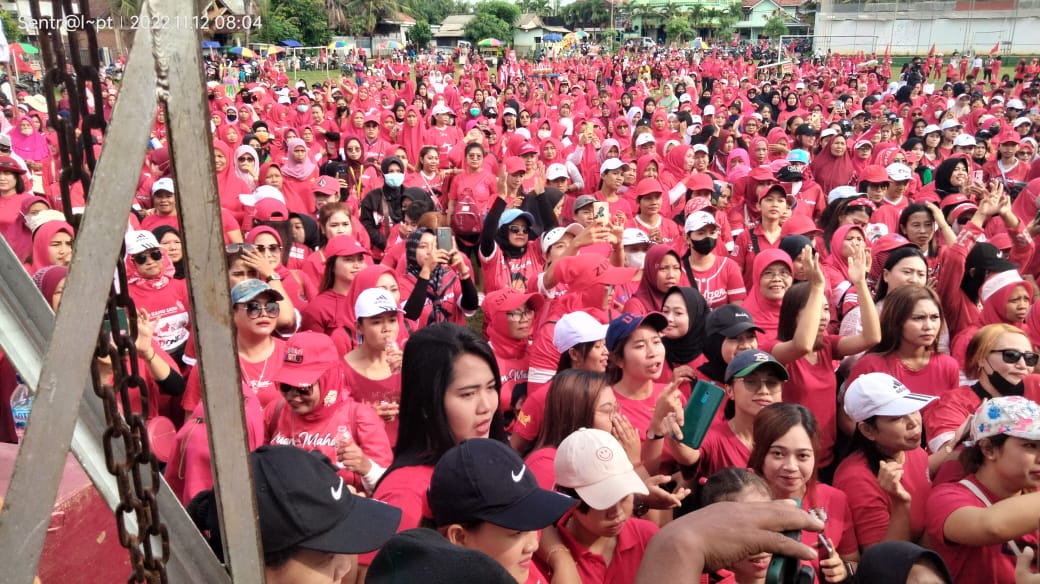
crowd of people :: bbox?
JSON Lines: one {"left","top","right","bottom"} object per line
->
{"left": 3, "top": 44, "right": 1040, "bottom": 583}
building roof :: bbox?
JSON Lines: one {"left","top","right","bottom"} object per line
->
{"left": 392, "top": 11, "right": 416, "bottom": 24}
{"left": 435, "top": 14, "right": 476, "bottom": 37}
{"left": 517, "top": 12, "right": 571, "bottom": 33}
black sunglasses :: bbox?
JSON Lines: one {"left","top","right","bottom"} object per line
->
{"left": 507, "top": 225, "right": 530, "bottom": 235}
{"left": 255, "top": 244, "right": 281, "bottom": 254}
{"left": 241, "top": 300, "right": 280, "bottom": 319}
{"left": 279, "top": 383, "right": 314, "bottom": 397}
{"left": 992, "top": 349, "right": 1040, "bottom": 367}
{"left": 132, "top": 249, "right": 163, "bottom": 264}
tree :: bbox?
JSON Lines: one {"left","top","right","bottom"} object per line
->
{"left": 561, "top": 0, "right": 610, "bottom": 29}
{"left": 342, "top": 0, "right": 405, "bottom": 36}
{"left": 402, "top": 0, "right": 471, "bottom": 26}
{"left": 664, "top": 16, "right": 691, "bottom": 44}
{"left": 0, "top": 10, "right": 25, "bottom": 42}
{"left": 762, "top": 12, "right": 789, "bottom": 39}
{"left": 475, "top": 0, "right": 520, "bottom": 26}
{"left": 465, "top": 12, "right": 512, "bottom": 43}
{"left": 408, "top": 19, "right": 432, "bottom": 49}
{"left": 518, "top": 0, "right": 553, "bottom": 15}
{"left": 255, "top": 0, "right": 330, "bottom": 45}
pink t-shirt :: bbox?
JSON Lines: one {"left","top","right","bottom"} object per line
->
{"left": 688, "top": 254, "right": 747, "bottom": 309}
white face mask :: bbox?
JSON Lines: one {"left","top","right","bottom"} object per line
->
{"left": 384, "top": 172, "right": 404, "bottom": 188}
{"left": 624, "top": 250, "right": 646, "bottom": 269}
{"left": 296, "top": 105, "right": 308, "bottom": 113}
{"left": 538, "top": 130, "right": 551, "bottom": 139}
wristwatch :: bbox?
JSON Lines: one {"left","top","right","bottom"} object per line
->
{"left": 646, "top": 428, "right": 665, "bottom": 440}
{"left": 266, "top": 273, "right": 282, "bottom": 282}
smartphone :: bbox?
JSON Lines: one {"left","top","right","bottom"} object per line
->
{"left": 679, "top": 380, "right": 726, "bottom": 449}
{"left": 336, "top": 167, "right": 347, "bottom": 180}
{"left": 766, "top": 518, "right": 817, "bottom": 584}
{"left": 436, "top": 226, "right": 453, "bottom": 252}
{"left": 583, "top": 122, "right": 594, "bottom": 141}
{"left": 592, "top": 201, "right": 610, "bottom": 227}
{"left": 972, "top": 169, "right": 984, "bottom": 184}
{"left": 102, "top": 307, "right": 130, "bottom": 343}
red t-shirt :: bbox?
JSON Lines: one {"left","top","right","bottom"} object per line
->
{"left": 129, "top": 279, "right": 192, "bottom": 354}
{"left": 448, "top": 169, "right": 497, "bottom": 214}
{"left": 545, "top": 512, "right": 659, "bottom": 584}
{"left": 694, "top": 419, "right": 750, "bottom": 481}
{"left": 480, "top": 241, "right": 546, "bottom": 295}
{"left": 514, "top": 383, "right": 548, "bottom": 443}
{"left": 525, "top": 446, "right": 557, "bottom": 490}
{"left": 181, "top": 338, "right": 286, "bottom": 413}
{"left": 688, "top": 254, "right": 747, "bottom": 309}
{"left": 614, "top": 383, "right": 665, "bottom": 441}
{"left": 372, "top": 464, "right": 435, "bottom": 533}
{"left": 799, "top": 484, "right": 859, "bottom": 571}
{"left": 832, "top": 447, "right": 932, "bottom": 547}
{"left": 925, "top": 475, "right": 1037, "bottom": 584}
{"left": 342, "top": 360, "right": 400, "bottom": 445}
{"left": 849, "top": 352, "right": 960, "bottom": 399}
{"left": 923, "top": 377, "right": 1040, "bottom": 453}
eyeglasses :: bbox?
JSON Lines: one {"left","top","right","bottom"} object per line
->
{"left": 1017, "top": 151, "right": 1034, "bottom": 158}
{"left": 255, "top": 244, "right": 281, "bottom": 254}
{"left": 225, "top": 243, "right": 257, "bottom": 254}
{"left": 507, "top": 225, "right": 530, "bottom": 235}
{"left": 346, "top": 146, "right": 361, "bottom": 152}
{"left": 279, "top": 383, "right": 314, "bottom": 397}
{"left": 237, "top": 156, "right": 253, "bottom": 162}
{"left": 132, "top": 249, "right": 163, "bottom": 264}
{"left": 240, "top": 300, "right": 281, "bottom": 319}
{"left": 762, "top": 269, "right": 792, "bottom": 281}
{"left": 506, "top": 307, "right": 534, "bottom": 321}
{"left": 991, "top": 349, "right": 1040, "bottom": 367}
{"left": 738, "top": 377, "right": 784, "bottom": 392}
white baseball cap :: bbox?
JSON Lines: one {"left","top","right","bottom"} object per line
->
{"left": 827, "top": 185, "right": 860, "bottom": 204}
{"left": 692, "top": 144, "right": 709, "bottom": 155}
{"left": 622, "top": 228, "right": 651, "bottom": 247}
{"left": 125, "top": 230, "right": 160, "bottom": 255}
{"left": 940, "top": 119, "right": 963, "bottom": 131}
{"left": 1014, "top": 117, "right": 1033, "bottom": 129}
{"left": 240, "top": 184, "right": 287, "bottom": 207}
{"left": 635, "top": 133, "right": 656, "bottom": 147}
{"left": 151, "top": 177, "right": 175, "bottom": 195}
{"left": 599, "top": 158, "right": 629, "bottom": 174}
{"left": 886, "top": 163, "right": 912, "bottom": 182}
{"left": 1007, "top": 98, "right": 1026, "bottom": 110}
{"left": 545, "top": 163, "right": 569, "bottom": 181}
{"left": 922, "top": 124, "right": 941, "bottom": 135}
{"left": 554, "top": 428, "right": 649, "bottom": 510}
{"left": 552, "top": 311, "right": 609, "bottom": 353}
{"left": 844, "top": 372, "right": 937, "bottom": 423}
{"left": 689, "top": 114, "right": 703, "bottom": 125}
{"left": 354, "top": 288, "right": 401, "bottom": 319}
{"left": 540, "top": 223, "right": 583, "bottom": 254}
{"left": 684, "top": 210, "right": 717, "bottom": 234}
{"left": 702, "top": 105, "right": 716, "bottom": 116}
{"left": 431, "top": 104, "right": 453, "bottom": 116}
{"left": 953, "top": 134, "right": 976, "bottom": 147}
{"left": 820, "top": 128, "right": 838, "bottom": 140}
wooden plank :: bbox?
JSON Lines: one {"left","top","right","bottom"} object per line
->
{"left": 157, "top": 0, "right": 266, "bottom": 580}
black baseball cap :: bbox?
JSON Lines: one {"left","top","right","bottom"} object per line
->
{"left": 253, "top": 445, "right": 401, "bottom": 555}
{"left": 967, "top": 241, "right": 1016, "bottom": 273}
{"left": 795, "top": 123, "right": 819, "bottom": 136}
{"left": 725, "top": 349, "right": 789, "bottom": 384}
{"left": 707, "top": 304, "right": 764, "bottom": 338}
{"left": 368, "top": 528, "right": 516, "bottom": 584}
{"left": 428, "top": 439, "right": 575, "bottom": 531}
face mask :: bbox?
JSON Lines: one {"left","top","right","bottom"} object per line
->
{"left": 384, "top": 172, "right": 404, "bottom": 188}
{"left": 227, "top": 114, "right": 237, "bottom": 122}
{"left": 538, "top": 130, "right": 551, "bottom": 139}
{"left": 691, "top": 237, "right": 717, "bottom": 255}
{"left": 624, "top": 250, "right": 646, "bottom": 269}
{"left": 987, "top": 369, "right": 1025, "bottom": 397}
{"left": 297, "top": 105, "right": 308, "bottom": 113}
{"left": 336, "top": 105, "right": 348, "bottom": 114}
{"left": 470, "top": 107, "right": 480, "bottom": 117}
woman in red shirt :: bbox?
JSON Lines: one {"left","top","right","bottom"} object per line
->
{"left": 924, "top": 396, "right": 1040, "bottom": 584}
{"left": 834, "top": 372, "right": 937, "bottom": 551}
{"left": 342, "top": 288, "right": 405, "bottom": 445}
{"left": 623, "top": 245, "right": 685, "bottom": 314}
{"left": 748, "top": 403, "right": 857, "bottom": 581}
{"left": 123, "top": 230, "right": 193, "bottom": 365}
{"left": 267, "top": 331, "right": 392, "bottom": 496}
{"left": 482, "top": 289, "right": 544, "bottom": 418}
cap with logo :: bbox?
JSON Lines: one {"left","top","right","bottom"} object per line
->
{"left": 482, "top": 288, "right": 544, "bottom": 320}
{"left": 622, "top": 228, "right": 652, "bottom": 247}
{"left": 844, "top": 372, "right": 937, "bottom": 423}
{"left": 545, "top": 163, "right": 569, "bottom": 181}
{"left": 151, "top": 177, "right": 175, "bottom": 195}
{"left": 431, "top": 104, "right": 453, "bottom": 116}
{"left": 125, "top": 230, "right": 161, "bottom": 255}
{"left": 251, "top": 445, "right": 401, "bottom": 554}
{"left": 272, "top": 331, "right": 340, "bottom": 388}
{"left": 605, "top": 312, "right": 668, "bottom": 352}
{"left": 231, "top": 278, "right": 285, "bottom": 305}
{"left": 554, "top": 428, "right": 649, "bottom": 509}
{"left": 707, "top": 304, "right": 764, "bottom": 339}
{"left": 428, "top": 439, "right": 575, "bottom": 530}
{"left": 540, "top": 223, "right": 583, "bottom": 254}
{"left": 553, "top": 311, "right": 609, "bottom": 353}
{"left": 886, "top": 163, "right": 913, "bottom": 182}
{"left": 355, "top": 287, "right": 402, "bottom": 319}
{"left": 953, "top": 134, "right": 977, "bottom": 147}
{"left": 684, "top": 210, "right": 717, "bottom": 234}
{"left": 787, "top": 149, "right": 811, "bottom": 165}
{"left": 314, "top": 175, "right": 340, "bottom": 196}
{"left": 554, "top": 255, "right": 637, "bottom": 290}
{"left": 724, "top": 349, "right": 789, "bottom": 384}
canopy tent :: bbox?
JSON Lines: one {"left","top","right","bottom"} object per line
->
{"left": 279, "top": 40, "right": 303, "bottom": 47}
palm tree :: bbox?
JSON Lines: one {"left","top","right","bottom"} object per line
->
{"left": 342, "top": 0, "right": 405, "bottom": 36}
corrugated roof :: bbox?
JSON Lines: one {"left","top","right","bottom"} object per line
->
{"left": 434, "top": 14, "right": 475, "bottom": 37}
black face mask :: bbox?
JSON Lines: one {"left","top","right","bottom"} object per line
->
{"left": 336, "top": 105, "right": 348, "bottom": 114}
{"left": 987, "top": 369, "right": 1025, "bottom": 397}
{"left": 691, "top": 236, "right": 717, "bottom": 255}
{"left": 227, "top": 114, "right": 237, "bottom": 122}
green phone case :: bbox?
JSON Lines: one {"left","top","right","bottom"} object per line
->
{"left": 680, "top": 380, "right": 726, "bottom": 449}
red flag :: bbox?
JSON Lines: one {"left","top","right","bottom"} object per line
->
{"left": 884, "top": 45, "right": 889, "bottom": 60}
{"left": 989, "top": 41, "right": 999, "bottom": 56}
{"left": 928, "top": 43, "right": 935, "bottom": 57}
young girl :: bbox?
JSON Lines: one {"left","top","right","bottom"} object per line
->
{"left": 623, "top": 245, "right": 685, "bottom": 314}
{"left": 748, "top": 403, "right": 857, "bottom": 582}
{"left": 696, "top": 468, "right": 778, "bottom": 583}
{"left": 343, "top": 288, "right": 405, "bottom": 445}
{"left": 299, "top": 235, "right": 370, "bottom": 335}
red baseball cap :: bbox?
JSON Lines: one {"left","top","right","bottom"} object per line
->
{"left": 555, "top": 255, "right": 636, "bottom": 288}
{"left": 504, "top": 156, "right": 526, "bottom": 175}
{"left": 482, "top": 289, "right": 545, "bottom": 317}
{"left": 517, "top": 143, "right": 538, "bottom": 156}
{"left": 633, "top": 178, "right": 664, "bottom": 199}
{"left": 325, "top": 235, "right": 370, "bottom": 258}
{"left": 780, "top": 213, "right": 822, "bottom": 237}
{"left": 859, "top": 165, "right": 890, "bottom": 184}
{"left": 685, "top": 173, "right": 714, "bottom": 192}
{"left": 254, "top": 198, "right": 289, "bottom": 221}
{"left": 273, "top": 331, "right": 340, "bottom": 388}
{"left": 314, "top": 175, "right": 339, "bottom": 196}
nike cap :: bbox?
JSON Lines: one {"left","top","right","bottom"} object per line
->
{"left": 427, "top": 439, "right": 575, "bottom": 530}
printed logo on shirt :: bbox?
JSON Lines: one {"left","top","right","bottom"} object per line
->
{"left": 271, "top": 431, "right": 339, "bottom": 448}
{"left": 516, "top": 410, "right": 532, "bottom": 427}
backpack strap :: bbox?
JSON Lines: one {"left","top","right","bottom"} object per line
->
{"left": 957, "top": 479, "right": 1024, "bottom": 557}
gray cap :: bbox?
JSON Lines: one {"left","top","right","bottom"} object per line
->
{"left": 573, "top": 195, "right": 597, "bottom": 213}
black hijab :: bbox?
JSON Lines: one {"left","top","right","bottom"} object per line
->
{"left": 933, "top": 157, "right": 968, "bottom": 196}
{"left": 856, "top": 542, "right": 952, "bottom": 584}
{"left": 662, "top": 286, "right": 710, "bottom": 367}
{"left": 150, "top": 225, "right": 184, "bottom": 279}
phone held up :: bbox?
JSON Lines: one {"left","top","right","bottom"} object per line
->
{"left": 436, "top": 226, "right": 454, "bottom": 252}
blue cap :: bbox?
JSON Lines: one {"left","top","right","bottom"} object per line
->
{"left": 787, "top": 149, "right": 811, "bottom": 165}
{"left": 498, "top": 208, "right": 536, "bottom": 230}
{"left": 724, "top": 349, "right": 789, "bottom": 384}
{"left": 605, "top": 312, "right": 668, "bottom": 352}
{"left": 231, "top": 278, "right": 284, "bottom": 305}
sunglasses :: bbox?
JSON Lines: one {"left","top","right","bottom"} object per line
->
{"left": 507, "top": 225, "right": 530, "bottom": 235}
{"left": 225, "top": 243, "right": 257, "bottom": 254}
{"left": 1018, "top": 151, "right": 1034, "bottom": 158}
{"left": 255, "top": 244, "right": 281, "bottom": 254}
{"left": 241, "top": 300, "right": 280, "bottom": 319}
{"left": 132, "top": 249, "right": 163, "bottom": 264}
{"left": 991, "top": 349, "right": 1039, "bottom": 367}
{"left": 279, "top": 383, "right": 314, "bottom": 397}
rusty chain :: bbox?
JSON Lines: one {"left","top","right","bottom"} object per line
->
{"left": 31, "top": 0, "right": 170, "bottom": 581}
